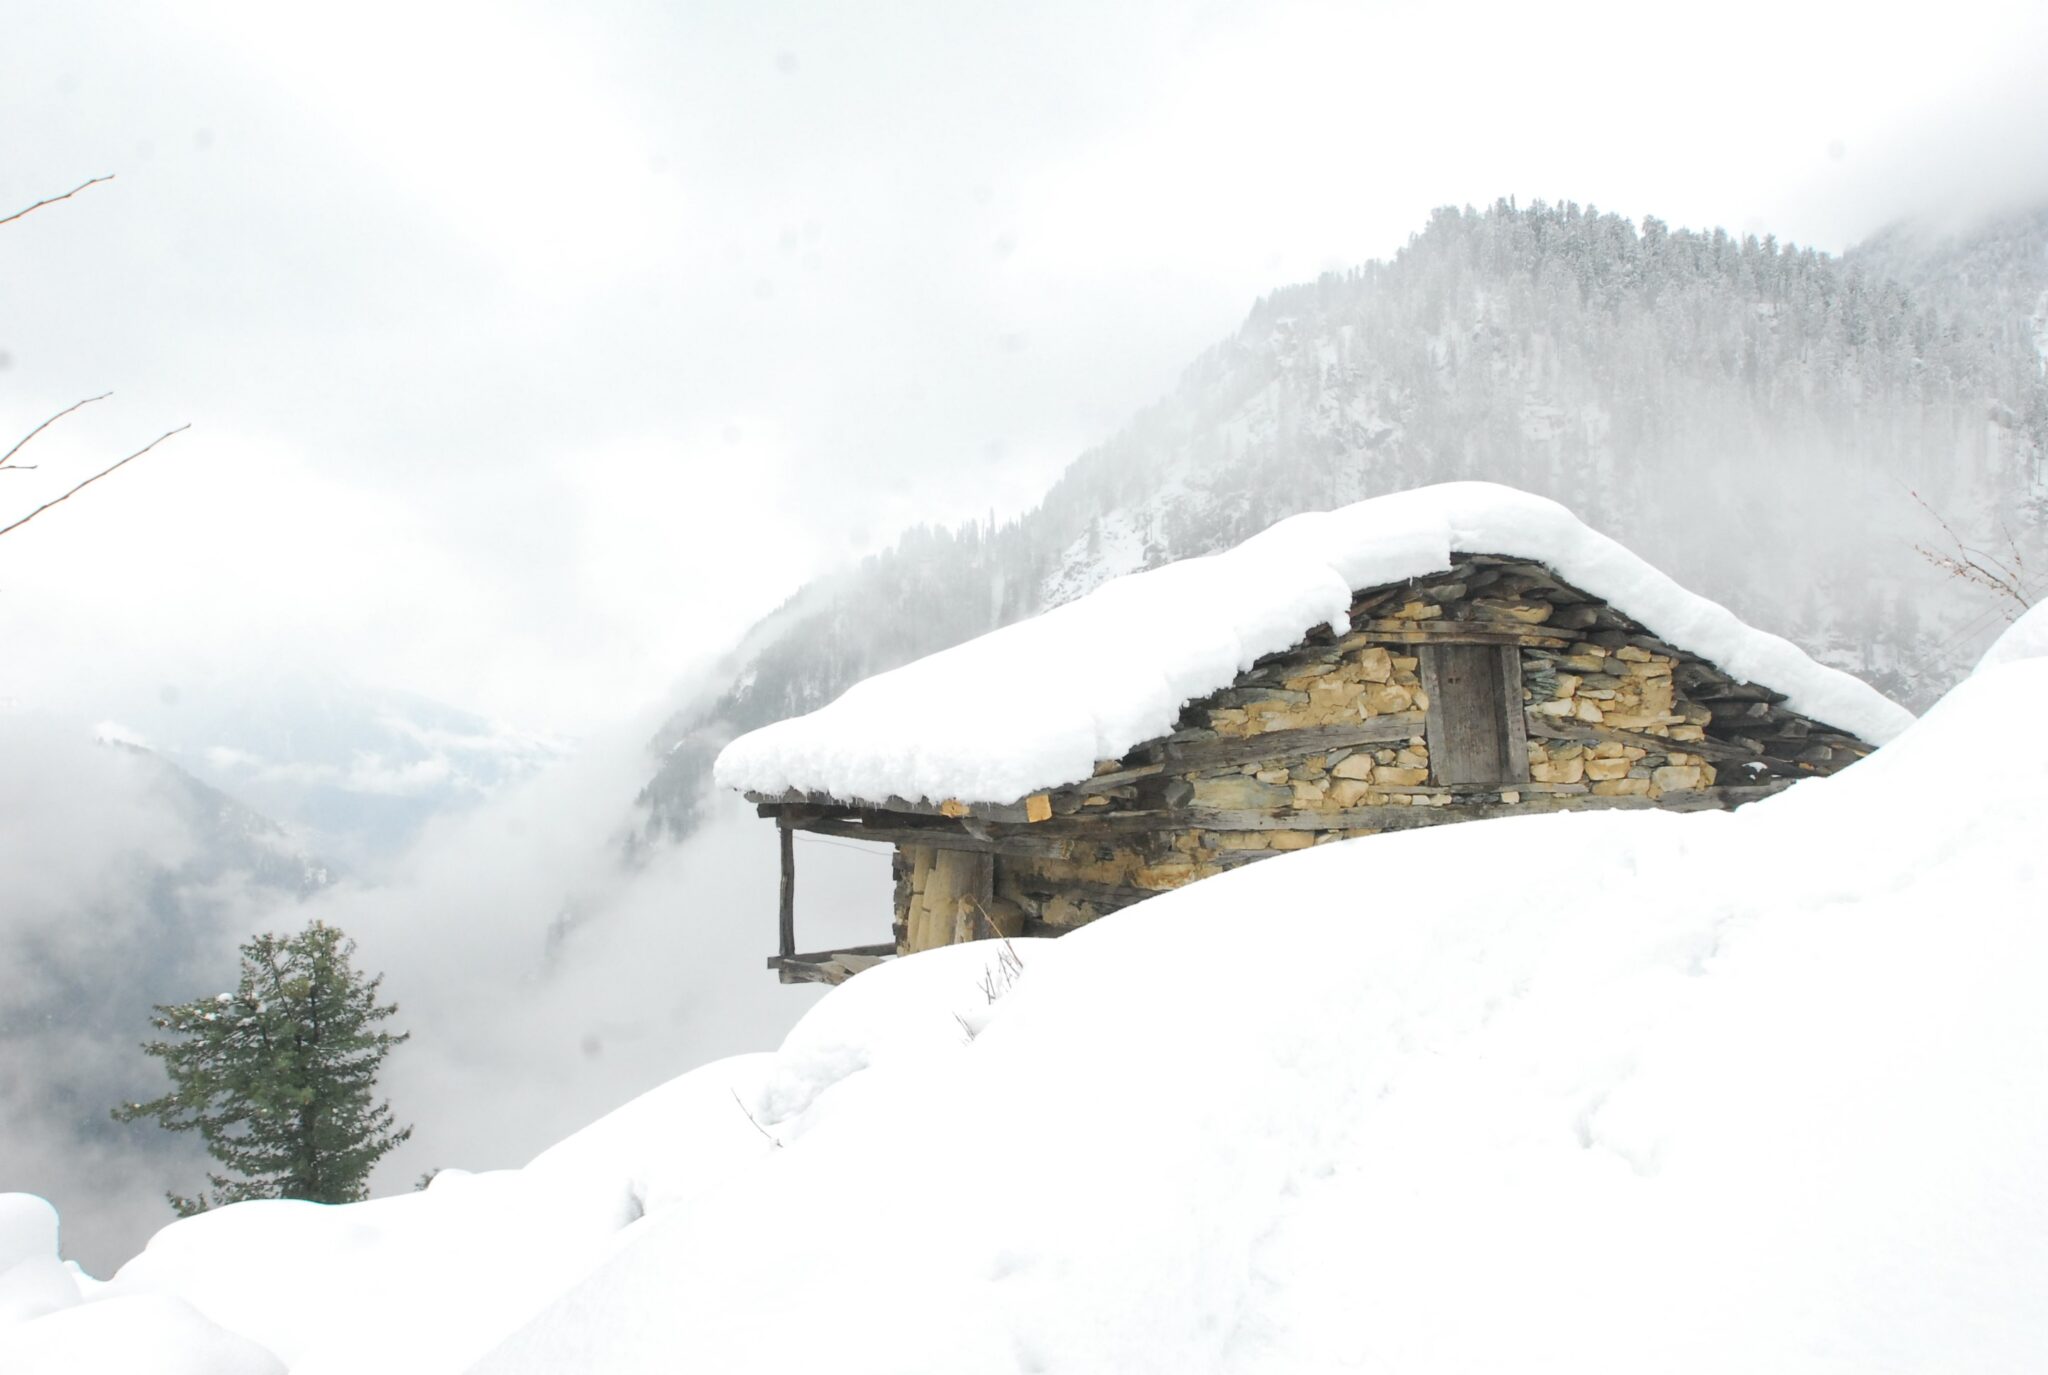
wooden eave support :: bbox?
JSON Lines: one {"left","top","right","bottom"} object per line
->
{"left": 777, "top": 814, "right": 796, "bottom": 960}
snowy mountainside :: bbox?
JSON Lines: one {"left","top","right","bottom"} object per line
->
{"left": 9, "top": 607, "right": 2048, "bottom": 1372}
{"left": 640, "top": 198, "right": 2048, "bottom": 837}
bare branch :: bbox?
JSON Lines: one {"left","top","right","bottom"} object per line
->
{"left": 0, "top": 423, "right": 190, "bottom": 540}
{"left": 1, "top": 393, "right": 114, "bottom": 470}
{"left": 1908, "top": 488, "right": 2033, "bottom": 612}
{"left": 0, "top": 174, "right": 116, "bottom": 228}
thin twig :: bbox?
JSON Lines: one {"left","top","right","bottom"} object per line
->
{"left": 729, "top": 1087, "right": 781, "bottom": 1148}
{"left": 1, "top": 393, "right": 113, "bottom": 470}
{"left": 0, "top": 423, "right": 189, "bottom": 539}
{"left": 0, "top": 174, "right": 115, "bottom": 228}
{"left": 1907, "top": 487, "right": 2033, "bottom": 612}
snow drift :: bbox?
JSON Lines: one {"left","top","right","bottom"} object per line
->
{"left": 3, "top": 611, "right": 2041, "bottom": 1373}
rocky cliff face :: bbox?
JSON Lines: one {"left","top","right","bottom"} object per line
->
{"left": 639, "top": 199, "right": 2048, "bottom": 839}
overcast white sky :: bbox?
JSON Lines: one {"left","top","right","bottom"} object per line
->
{"left": 5, "top": 0, "right": 2046, "bottom": 734}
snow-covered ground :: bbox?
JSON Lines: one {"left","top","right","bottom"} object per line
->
{"left": 6, "top": 606, "right": 2045, "bottom": 1373}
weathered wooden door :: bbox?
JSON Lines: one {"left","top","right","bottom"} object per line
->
{"left": 1420, "top": 643, "right": 1530, "bottom": 785}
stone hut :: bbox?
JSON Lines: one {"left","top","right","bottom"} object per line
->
{"left": 716, "top": 484, "right": 1912, "bottom": 983}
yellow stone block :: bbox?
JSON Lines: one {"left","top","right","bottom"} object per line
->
{"left": 1327, "top": 779, "right": 1375, "bottom": 807}
{"left": 1652, "top": 765, "right": 1705, "bottom": 792}
{"left": 1591, "top": 777, "right": 1653, "bottom": 796}
{"left": 1355, "top": 647, "right": 1394, "bottom": 683}
{"left": 1363, "top": 683, "right": 1415, "bottom": 715}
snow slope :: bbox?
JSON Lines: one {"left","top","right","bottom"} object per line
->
{"left": 5, "top": 618, "right": 2041, "bottom": 1373}
{"left": 714, "top": 482, "right": 1913, "bottom": 807}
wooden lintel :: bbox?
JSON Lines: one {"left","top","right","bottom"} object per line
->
{"left": 1356, "top": 620, "right": 1572, "bottom": 649}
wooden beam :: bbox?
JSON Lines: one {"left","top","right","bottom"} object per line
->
{"left": 787, "top": 814, "right": 1072, "bottom": 859}
{"left": 768, "top": 943, "right": 898, "bottom": 986}
{"left": 1417, "top": 645, "right": 1449, "bottom": 782}
{"left": 767, "top": 943, "right": 897, "bottom": 969}
{"left": 1003, "top": 876, "right": 1161, "bottom": 913}
{"left": 1498, "top": 643, "right": 1531, "bottom": 783}
{"left": 1011, "top": 798, "right": 1600, "bottom": 836}
{"left": 1066, "top": 714, "right": 1429, "bottom": 797}
{"left": 777, "top": 817, "right": 795, "bottom": 959}
{"left": 1525, "top": 718, "right": 1760, "bottom": 764}
{"left": 1356, "top": 620, "right": 1572, "bottom": 649}
{"left": 746, "top": 787, "right": 1041, "bottom": 825}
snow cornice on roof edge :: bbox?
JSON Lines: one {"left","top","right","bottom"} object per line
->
{"left": 714, "top": 482, "right": 1915, "bottom": 806}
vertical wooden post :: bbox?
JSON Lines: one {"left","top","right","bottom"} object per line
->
{"left": 777, "top": 818, "right": 796, "bottom": 959}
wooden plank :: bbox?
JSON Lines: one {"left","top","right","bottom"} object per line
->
{"left": 1055, "top": 714, "right": 1429, "bottom": 798}
{"left": 768, "top": 943, "right": 898, "bottom": 966}
{"left": 1426, "top": 642, "right": 1513, "bottom": 785}
{"left": 1363, "top": 781, "right": 1587, "bottom": 797}
{"left": 1417, "top": 645, "right": 1448, "bottom": 784}
{"left": 1357, "top": 620, "right": 1572, "bottom": 648}
{"left": 1014, "top": 795, "right": 1705, "bottom": 836}
{"left": 746, "top": 788, "right": 1039, "bottom": 825}
{"left": 1498, "top": 643, "right": 1532, "bottom": 782}
{"left": 1525, "top": 718, "right": 1759, "bottom": 764}
{"left": 768, "top": 943, "right": 899, "bottom": 986}
{"left": 782, "top": 814, "right": 1069, "bottom": 858}
{"left": 777, "top": 817, "right": 796, "bottom": 959}
{"left": 1003, "top": 877, "right": 1160, "bottom": 913}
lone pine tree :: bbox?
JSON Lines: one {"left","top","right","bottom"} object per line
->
{"left": 115, "top": 920, "right": 412, "bottom": 1215}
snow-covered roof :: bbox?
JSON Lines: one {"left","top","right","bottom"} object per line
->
{"left": 714, "top": 482, "right": 1914, "bottom": 805}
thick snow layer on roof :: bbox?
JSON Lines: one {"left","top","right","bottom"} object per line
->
{"left": 714, "top": 482, "right": 1914, "bottom": 805}
{"left": 6, "top": 657, "right": 2046, "bottom": 1372}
